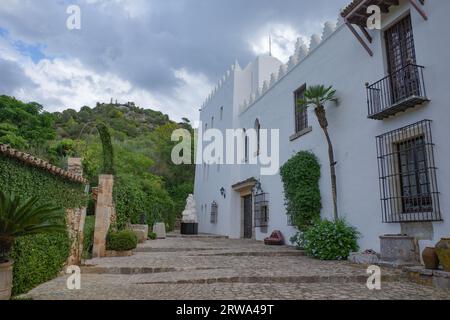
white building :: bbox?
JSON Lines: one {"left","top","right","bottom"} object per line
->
{"left": 194, "top": 0, "right": 450, "bottom": 253}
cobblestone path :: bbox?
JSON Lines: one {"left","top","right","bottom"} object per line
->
{"left": 23, "top": 234, "right": 450, "bottom": 300}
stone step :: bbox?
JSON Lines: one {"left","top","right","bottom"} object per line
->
{"left": 135, "top": 274, "right": 402, "bottom": 285}
{"left": 133, "top": 247, "right": 228, "bottom": 253}
{"left": 166, "top": 233, "right": 229, "bottom": 239}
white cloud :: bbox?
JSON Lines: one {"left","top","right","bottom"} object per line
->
{"left": 250, "top": 23, "right": 309, "bottom": 63}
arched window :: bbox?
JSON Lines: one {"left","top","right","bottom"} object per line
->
{"left": 243, "top": 129, "right": 249, "bottom": 163}
{"left": 220, "top": 106, "right": 224, "bottom": 120}
{"left": 255, "top": 119, "right": 261, "bottom": 155}
{"left": 210, "top": 201, "right": 218, "bottom": 224}
{"left": 211, "top": 116, "right": 214, "bottom": 128}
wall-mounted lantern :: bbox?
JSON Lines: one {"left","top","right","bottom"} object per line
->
{"left": 220, "top": 187, "right": 226, "bottom": 199}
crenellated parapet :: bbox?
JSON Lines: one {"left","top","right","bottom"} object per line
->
{"left": 200, "top": 60, "right": 241, "bottom": 112}
{"left": 239, "top": 19, "right": 341, "bottom": 113}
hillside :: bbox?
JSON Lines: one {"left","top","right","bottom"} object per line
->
{"left": 0, "top": 95, "right": 194, "bottom": 229}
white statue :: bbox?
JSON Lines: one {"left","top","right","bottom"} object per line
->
{"left": 182, "top": 194, "right": 198, "bottom": 223}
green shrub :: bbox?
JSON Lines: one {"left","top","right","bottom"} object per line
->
{"left": 302, "top": 219, "right": 360, "bottom": 260}
{"left": 82, "top": 215, "right": 95, "bottom": 259}
{"left": 10, "top": 232, "right": 70, "bottom": 296}
{"left": 280, "top": 151, "right": 322, "bottom": 232}
{"left": 106, "top": 230, "right": 138, "bottom": 251}
{"left": 148, "top": 232, "right": 157, "bottom": 240}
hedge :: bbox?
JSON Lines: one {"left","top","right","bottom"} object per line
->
{"left": 0, "top": 155, "right": 87, "bottom": 296}
{"left": 280, "top": 151, "right": 322, "bottom": 232}
{"left": 106, "top": 230, "right": 138, "bottom": 251}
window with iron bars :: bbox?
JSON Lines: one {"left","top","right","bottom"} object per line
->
{"left": 210, "top": 201, "right": 218, "bottom": 224}
{"left": 254, "top": 192, "right": 269, "bottom": 228}
{"left": 376, "top": 120, "right": 441, "bottom": 223}
{"left": 294, "top": 85, "right": 308, "bottom": 133}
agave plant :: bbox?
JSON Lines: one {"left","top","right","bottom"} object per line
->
{"left": 297, "top": 85, "right": 339, "bottom": 220}
{"left": 0, "top": 191, "right": 66, "bottom": 262}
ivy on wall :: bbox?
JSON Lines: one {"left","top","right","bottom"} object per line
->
{"left": 0, "top": 155, "right": 87, "bottom": 296}
{"left": 280, "top": 151, "right": 322, "bottom": 232}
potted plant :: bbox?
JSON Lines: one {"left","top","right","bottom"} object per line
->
{"left": 0, "top": 190, "right": 66, "bottom": 300}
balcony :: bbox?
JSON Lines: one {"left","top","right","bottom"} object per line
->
{"left": 367, "top": 64, "right": 429, "bottom": 120}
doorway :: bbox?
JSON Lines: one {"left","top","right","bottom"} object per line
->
{"left": 243, "top": 195, "right": 253, "bottom": 239}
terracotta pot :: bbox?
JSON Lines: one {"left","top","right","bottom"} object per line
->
{"left": 435, "top": 238, "right": 450, "bottom": 272}
{"left": 0, "top": 260, "right": 13, "bottom": 300}
{"left": 422, "top": 247, "right": 439, "bottom": 270}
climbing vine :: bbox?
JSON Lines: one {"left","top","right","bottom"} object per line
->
{"left": 96, "top": 122, "right": 114, "bottom": 174}
{"left": 280, "top": 151, "right": 322, "bottom": 232}
{"left": 0, "top": 155, "right": 87, "bottom": 296}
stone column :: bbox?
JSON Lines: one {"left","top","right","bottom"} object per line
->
{"left": 92, "top": 175, "right": 114, "bottom": 258}
{"left": 68, "top": 158, "right": 83, "bottom": 177}
{"left": 66, "top": 158, "right": 87, "bottom": 265}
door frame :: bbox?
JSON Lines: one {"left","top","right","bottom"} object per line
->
{"left": 232, "top": 178, "right": 257, "bottom": 240}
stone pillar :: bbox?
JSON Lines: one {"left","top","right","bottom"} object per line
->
{"left": 92, "top": 175, "right": 114, "bottom": 258}
{"left": 66, "top": 157, "right": 87, "bottom": 265}
{"left": 66, "top": 207, "right": 87, "bottom": 265}
{"left": 68, "top": 158, "right": 83, "bottom": 177}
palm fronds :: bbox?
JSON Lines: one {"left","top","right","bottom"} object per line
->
{"left": 0, "top": 191, "right": 66, "bottom": 259}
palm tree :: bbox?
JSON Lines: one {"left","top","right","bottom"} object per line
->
{"left": 0, "top": 191, "right": 66, "bottom": 262}
{"left": 297, "top": 85, "right": 339, "bottom": 220}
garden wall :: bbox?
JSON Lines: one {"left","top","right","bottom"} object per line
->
{"left": 0, "top": 144, "right": 88, "bottom": 295}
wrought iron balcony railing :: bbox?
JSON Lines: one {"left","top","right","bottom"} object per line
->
{"left": 367, "top": 64, "right": 429, "bottom": 120}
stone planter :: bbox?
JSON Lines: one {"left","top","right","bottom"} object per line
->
{"left": 130, "top": 224, "right": 149, "bottom": 243}
{"left": 436, "top": 238, "right": 450, "bottom": 272}
{"left": 181, "top": 222, "right": 198, "bottom": 235}
{"left": 0, "top": 260, "right": 13, "bottom": 300}
{"left": 153, "top": 223, "right": 166, "bottom": 239}
{"left": 380, "top": 235, "right": 419, "bottom": 265}
{"left": 422, "top": 247, "right": 439, "bottom": 270}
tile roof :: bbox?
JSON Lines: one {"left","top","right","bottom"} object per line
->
{"left": 0, "top": 144, "right": 89, "bottom": 184}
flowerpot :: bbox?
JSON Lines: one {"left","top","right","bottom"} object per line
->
{"left": 435, "top": 238, "right": 450, "bottom": 272}
{"left": 422, "top": 247, "right": 439, "bottom": 270}
{"left": 0, "top": 260, "right": 13, "bottom": 300}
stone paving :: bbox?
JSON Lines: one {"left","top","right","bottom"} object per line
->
{"left": 23, "top": 235, "right": 450, "bottom": 300}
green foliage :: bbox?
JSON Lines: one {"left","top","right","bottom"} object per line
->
{"left": 0, "top": 155, "right": 86, "bottom": 295}
{"left": 296, "top": 85, "right": 337, "bottom": 110}
{"left": 82, "top": 215, "right": 95, "bottom": 259}
{"left": 96, "top": 123, "right": 114, "bottom": 174}
{"left": 302, "top": 219, "right": 360, "bottom": 261}
{"left": 1, "top": 95, "right": 194, "bottom": 250}
{"left": 0, "top": 95, "right": 56, "bottom": 151}
{"left": 148, "top": 232, "right": 157, "bottom": 240}
{"left": 0, "top": 190, "right": 67, "bottom": 260}
{"left": 10, "top": 232, "right": 70, "bottom": 296}
{"left": 106, "top": 230, "right": 138, "bottom": 251}
{"left": 280, "top": 151, "right": 322, "bottom": 232}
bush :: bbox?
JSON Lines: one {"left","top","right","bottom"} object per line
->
{"left": 10, "top": 232, "right": 70, "bottom": 296}
{"left": 106, "top": 230, "right": 138, "bottom": 251}
{"left": 148, "top": 232, "right": 157, "bottom": 240}
{"left": 280, "top": 151, "right": 322, "bottom": 232}
{"left": 302, "top": 219, "right": 360, "bottom": 260}
{"left": 82, "top": 215, "right": 95, "bottom": 259}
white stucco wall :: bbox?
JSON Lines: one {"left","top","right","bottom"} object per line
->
{"left": 194, "top": 0, "right": 450, "bottom": 252}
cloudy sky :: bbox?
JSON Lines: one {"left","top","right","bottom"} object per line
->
{"left": 0, "top": 0, "right": 349, "bottom": 121}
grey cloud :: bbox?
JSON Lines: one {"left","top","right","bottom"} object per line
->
{"left": 0, "top": 0, "right": 349, "bottom": 110}
{"left": 0, "top": 58, "right": 36, "bottom": 94}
